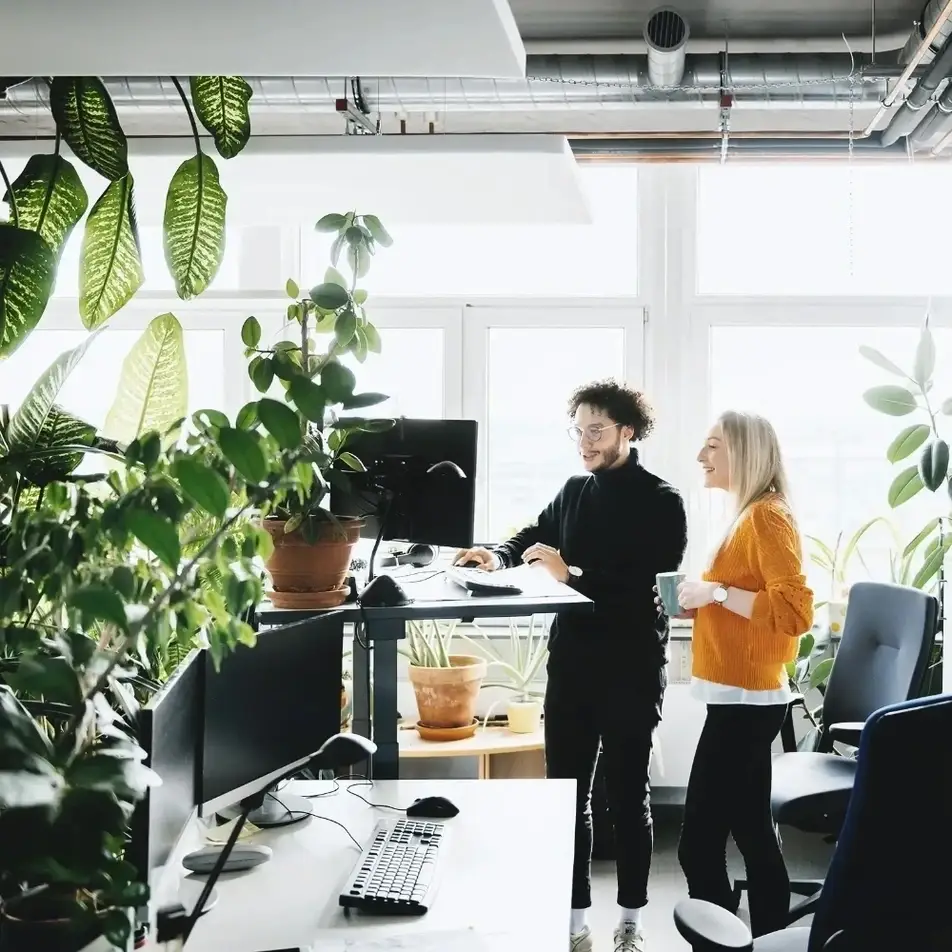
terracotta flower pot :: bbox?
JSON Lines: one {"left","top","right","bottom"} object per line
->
{"left": 408, "top": 655, "right": 487, "bottom": 730}
{"left": 262, "top": 516, "right": 363, "bottom": 609}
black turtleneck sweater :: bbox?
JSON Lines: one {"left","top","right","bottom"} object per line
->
{"left": 493, "top": 450, "right": 688, "bottom": 665}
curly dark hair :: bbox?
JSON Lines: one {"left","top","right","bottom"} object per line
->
{"left": 567, "top": 379, "right": 655, "bottom": 441}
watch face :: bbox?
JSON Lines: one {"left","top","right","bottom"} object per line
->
{"left": 714, "top": 586, "right": 728, "bottom": 603}
{"left": 569, "top": 566, "right": 582, "bottom": 577}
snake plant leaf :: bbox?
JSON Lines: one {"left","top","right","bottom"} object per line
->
{"left": 886, "top": 423, "right": 930, "bottom": 463}
{"left": 19, "top": 404, "right": 95, "bottom": 487}
{"left": 887, "top": 465, "right": 924, "bottom": 508}
{"left": 3, "top": 154, "right": 88, "bottom": 256}
{"left": 80, "top": 174, "right": 144, "bottom": 329}
{"left": 862, "top": 384, "right": 918, "bottom": 416}
{"left": 188, "top": 77, "right": 253, "bottom": 160}
{"left": 7, "top": 329, "right": 101, "bottom": 452}
{"left": 919, "top": 438, "right": 949, "bottom": 492}
{"left": 49, "top": 77, "right": 128, "bottom": 182}
{"left": 163, "top": 152, "right": 227, "bottom": 300}
{"left": 102, "top": 313, "right": 187, "bottom": 445}
{"left": 0, "top": 224, "right": 55, "bottom": 357}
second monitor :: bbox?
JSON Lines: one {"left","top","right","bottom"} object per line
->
{"left": 331, "top": 418, "right": 478, "bottom": 550}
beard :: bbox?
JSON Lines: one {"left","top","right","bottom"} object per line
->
{"left": 591, "top": 435, "right": 626, "bottom": 472}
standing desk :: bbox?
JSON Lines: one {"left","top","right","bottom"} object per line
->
{"left": 256, "top": 567, "right": 592, "bottom": 779}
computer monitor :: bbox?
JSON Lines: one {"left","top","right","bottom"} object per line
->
{"left": 129, "top": 648, "right": 204, "bottom": 891}
{"left": 200, "top": 613, "right": 344, "bottom": 826}
{"left": 330, "top": 417, "right": 478, "bottom": 550}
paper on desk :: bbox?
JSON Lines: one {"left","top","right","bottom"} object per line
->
{"left": 308, "top": 928, "right": 491, "bottom": 950}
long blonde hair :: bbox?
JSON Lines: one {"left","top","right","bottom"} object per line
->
{"left": 713, "top": 410, "right": 794, "bottom": 554}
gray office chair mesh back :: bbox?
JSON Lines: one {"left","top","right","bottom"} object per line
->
{"left": 821, "top": 581, "right": 937, "bottom": 736}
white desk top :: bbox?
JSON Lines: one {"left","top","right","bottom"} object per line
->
{"left": 179, "top": 778, "right": 574, "bottom": 952}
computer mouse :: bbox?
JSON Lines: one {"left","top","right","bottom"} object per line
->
{"left": 406, "top": 795, "right": 460, "bottom": 819}
{"left": 182, "top": 842, "right": 272, "bottom": 874}
{"left": 360, "top": 574, "right": 410, "bottom": 608}
{"left": 459, "top": 559, "right": 483, "bottom": 569}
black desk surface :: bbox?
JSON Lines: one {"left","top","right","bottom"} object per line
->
{"left": 256, "top": 565, "right": 593, "bottom": 630}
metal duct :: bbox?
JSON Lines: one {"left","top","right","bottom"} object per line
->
{"left": 881, "top": 27, "right": 952, "bottom": 145}
{"left": 643, "top": 7, "right": 689, "bottom": 87}
{"left": 910, "top": 81, "right": 952, "bottom": 146}
{"left": 900, "top": 0, "right": 952, "bottom": 64}
{"left": 571, "top": 136, "right": 910, "bottom": 159}
{"left": 0, "top": 56, "right": 891, "bottom": 118}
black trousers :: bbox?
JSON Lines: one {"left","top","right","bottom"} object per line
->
{"left": 678, "top": 703, "right": 790, "bottom": 938}
{"left": 544, "top": 647, "right": 665, "bottom": 910}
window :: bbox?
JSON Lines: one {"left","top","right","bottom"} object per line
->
{"left": 483, "top": 326, "right": 627, "bottom": 540}
{"left": 706, "top": 325, "right": 951, "bottom": 597}
{"left": 340, "top": 328, "right": 445, "bottom": 418}
{"left": 53, "top": 226, "right": 242, "bottom": 296}
{"left": 0, "top": 327, "right": 226, "bottom": 432}
{"left": 300, "top": 164, "right": 638, "bottom": 296}
{"left": 697, "top": 164, "right": 952, "bottom": 296}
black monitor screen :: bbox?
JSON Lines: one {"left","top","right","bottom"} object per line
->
{"left": 331, "top": 418, "right": 478, "bottom": 550}
{"left": 201, "top": 614, "right": 344, "bottom": 814}
{"left": 129, "top": 647, "right": 204, "bottom": 884}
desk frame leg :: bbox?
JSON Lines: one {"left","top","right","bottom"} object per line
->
{"left": 350, "top": 619, "right": 403, "bottom": 781}
{"left": 370, "top": 621, "right": 403, "bottom": 781}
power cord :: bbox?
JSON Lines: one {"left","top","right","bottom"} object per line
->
{"left": 269, "top": 793, "right": 363, "bottom": 850}
{"left": 344, "top": 780, "right": 408, "bottom": 813}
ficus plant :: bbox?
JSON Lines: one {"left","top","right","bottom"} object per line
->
{"left": 861, "top": 318, "right": 952, "bottom": 591}
{"left": 239, "top": 211, "right": 395, "bottom": 538}
{"left": 0, "top": 381, "right": 325, "bottom": 947}
{"left": 0, "top": 75, "right": 253, "bottom": 355}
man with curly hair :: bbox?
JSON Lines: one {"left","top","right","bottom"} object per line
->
{"left": 456, "top": 379, "right": 688, "bottom": 952}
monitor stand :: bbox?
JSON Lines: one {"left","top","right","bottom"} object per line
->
{"left": 218, "top": 786, "right": 311, "bottom": 828}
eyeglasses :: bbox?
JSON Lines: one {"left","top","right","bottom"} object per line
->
{"left": 567, "top": 423, "right": 621, "bottom": 443}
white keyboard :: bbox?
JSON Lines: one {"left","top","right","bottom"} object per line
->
{"left": 445, "top": 566, "right": 523, "bottom": 595}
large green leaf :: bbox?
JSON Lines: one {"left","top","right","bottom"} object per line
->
{"left": 887, "top": 465, "right": 924, "bottom": 508}
{"left": 188, "top": 77, "right": 253, "bottom": 160}
{"left": 7, "top": 329, "right": 101, "bottom": 452}
{"left": 163, "top": 153, "right": 227, "bottom": 300}
{"left": 886, "top": 423, "right": 930, "bottom": 463}
{"left": 3, "top": 154, "right": 88, "bottom": 256}
{"left": 912, "top": 535, "right": 952, "bottom": 590}
{"left": 862, "top": 385, "right": 918, "bottom": 416}
{"left": 0, "top": 224, "right": 55, "bottom": 357}
{"left": 49, "top": 77, "right": 128, "bottom": 181}
{"left": 19, "top": 404, "right": 95, "bottom": 486}
{"left": 80, "top": 174, "right": 144, "bottom": 329}
{"left": 919, "top": 438, "right": 949, "bottom": 493}
{"left": 102, "top": 313, "right": 187, "bottom": 445}
{"left": 858, "top": 344, "right": 906, "bottom": 377}
{"left": 914, "top": 324, "right": 936, "bottom": 387}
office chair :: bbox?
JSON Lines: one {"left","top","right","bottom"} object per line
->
{"left": 733, "top": 581, "right": 938, "bottom": 923}
{"left": 674, "top": 692, "right": 952, "bottom": 952}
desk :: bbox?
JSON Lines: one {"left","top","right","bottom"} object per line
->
{"left": 256, "top": 567, "right": 591, "bottom": 779}
{"left": 182, "top": 778, "right": 574, "bottom": 951}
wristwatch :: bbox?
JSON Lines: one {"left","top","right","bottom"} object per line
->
{"left": 567, "top": 566, "right": 583, "bottom": 578}
{"left": 712, "top": 584, "right": 729, "bottom": 605}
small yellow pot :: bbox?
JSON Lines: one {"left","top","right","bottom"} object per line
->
{"left": 506, "top": 698, "right": 543, "bottom": 734}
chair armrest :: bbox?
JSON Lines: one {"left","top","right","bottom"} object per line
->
{"left": 827, "top": 721, "right": 864, "bottom": 747}
{"left": 673, "top": 899, "right": 753, "bottom": 951}
{"left": 780, "top": 694, "right": 806, "bottom": 752}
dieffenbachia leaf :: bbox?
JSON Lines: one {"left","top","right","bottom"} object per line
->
{"left": 80, "top": 173, "right": 144, "bottom": 329}
{"left": 103, "top": 313, "right": 188, "bottom": 445}
{"left": 7, "top": 329, "right": 101, "bottom": 452}
{"left": 18, "top": 404, "right": 95, "bottom": 486}
{"left": 163, "top": 152, "right": 227, "bottom": 300}
{"left": 0, "top": 224, "right": 55, "bottom": 357}
{"left": 3, "top": 153, "right": 88, "bottom": 256}
{"left": 188, "top": 76, "right": 253, "bottom": 159}
{"left": 49, "top": 77, "right": 128, "bottom": 181}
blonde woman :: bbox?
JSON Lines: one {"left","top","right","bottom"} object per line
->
{"left": 665, "top": 411, "right": 813, "bottom": 938}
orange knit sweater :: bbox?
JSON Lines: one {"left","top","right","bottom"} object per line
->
{"left": 692, "top": 495, "right": 814, "bottom": 691}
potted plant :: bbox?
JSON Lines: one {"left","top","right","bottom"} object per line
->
{"left": 462, "top": 616, "right": 549, "bottom": 734}
{"left": 241, "top": 212, "right": 394, "bottom": 609}
{"left": 785, "top": 632, "right": 835, "bottom": 752}
{"left": 401, "top": 620, "right": 487, "bottom": 736}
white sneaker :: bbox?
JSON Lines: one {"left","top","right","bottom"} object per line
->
{"left": 613, "top": 922, "right": 645, "bottom": 952}
{"left": 570, "top": 925, "right": 594, "bottom": 952}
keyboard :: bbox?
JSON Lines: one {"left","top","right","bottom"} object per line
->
{"left": 445, "top": 566, "right": 523, "bottom": 596}
{"left": 339, "top": 818, "right": 446, "bottom": 916}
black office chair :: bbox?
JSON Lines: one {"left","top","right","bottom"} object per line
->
{"left": 674, "top": 691, "right": 952, "bottom": 952}
{"left": 734, "top": 581, "right": 938, "bottom": 922}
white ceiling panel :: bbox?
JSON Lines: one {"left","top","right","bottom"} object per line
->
{"left": 3, "top": 0, "right": 525, "bottom": 78}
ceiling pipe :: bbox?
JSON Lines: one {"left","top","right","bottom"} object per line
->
{"left": 910, "top": 80, "right": 952, "bottom": 146}
{"left": 570, "top": 135, "right": 909, "bottom": 159}
{"left": 899, "top": 0, "right": 952, "bottom": 63}
{"left": 879, "top": 31, "right": 952, "bottom": 145}
{"left": 643, "top": 7, "right": 690, "bottom": 87}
